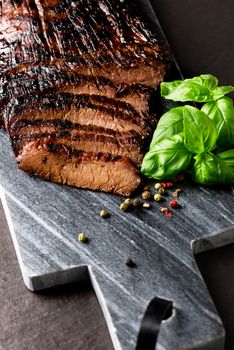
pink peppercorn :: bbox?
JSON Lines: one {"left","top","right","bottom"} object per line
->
{"left": 161, "top": 183, "right": 167, "bottom": 189}
{"left": 165, "top": 210, "right": 173, "bottom": 218}
{"left": 166, "top": 182, "right": 173, "bottom": 188}
{"left": 169, "top": 200, "right": 180, "bottom": 209}
{"left": 161, "top": 182, "right": 173, "bottom": 189}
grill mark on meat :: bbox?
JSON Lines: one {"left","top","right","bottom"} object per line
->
{"left": 17, "top": 140, "right": 141, "bottom": 196}
{"left": 0, "top": 69, "right": 155, "bottom": 126}
{"left": 3, "top": 67, "right": 154, "bottom": 101}
{"left": 10, "top": 119, "right": 143, "bottom": 141}
{"left": 12, "top": 130, "right": 144, "bottom": 166}
{"left": 18, "top": 138, "right": 123, "bottom": 162}
{"left": 5, "top": 93, "right": 157, "bottom": 134}
{"left": 1, "top": 57, "right": 168, "bottom": 87}
{"left": 1, "top": 0, "right": 170, "bottom": 74}
{"left": 1, "top": 0, "right": 170, "bottom": 196}
{"left": 11, "top": 117, "right": 148, "bottom": 164}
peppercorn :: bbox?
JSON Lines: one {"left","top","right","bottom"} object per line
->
{"left": 155, "top": 183, "right": 161, "bottom": 190}
{"left": 132, "top": 198, "right": 140, "bottom": 207}
{"left": 165, "top": 210, "right": 173, "bottom": 219}
{"left": 120, "top": 202, "right": 130, "bottom": 212}
{"left": 78, "top": 232, "right": 88, "bottom": 242}
{"left": 173, "top": 188, "right": 182, "bottom": 198}
{"left": 100, "top": 210, "right": 110, "bottom": 218}
{"left": 158, "top": 187, "right": 166, "bottom": 195}
{"left": 160, "top": 207, "right": 168, "bottom": 213}
{"left": 124, "top": 256, "right": 136, "bottom": 267}
{"left": 124, "top": 198, "right": 132, "bottom": 206}
{"left": 161, "top": 182, "right": 173, "bottom": 189}
{"left": 154, "top": 193, "right": 162, "bottom": 202}
{"left": 143, "top": 201, "right": 151, "bottom": 208}
{"left": 141, "top": 190, "right": 151, "bottom": 200}
{"left": 169, "top": 200, "right": 180, "bottom": 209}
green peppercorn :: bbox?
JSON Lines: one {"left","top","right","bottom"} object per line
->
{"left": 124, "top": 198, "right": 132, "bottom": 206}
{"left": 158, "top": 187, "right": 166, "bottom": 195}
{"left": 120, "top": 202, "right": 129, "bottom": 212}
{"left": 78, "top": 232, "right": 88, "bottom": 242}
{"left": 155, "top": 183, "right": 161, "bottom": 190}
{"left": 154, "top": 193, "right": 162, "bottom": 202}
{"left": 100, "top": 210, "right": 110, "bottom": 218}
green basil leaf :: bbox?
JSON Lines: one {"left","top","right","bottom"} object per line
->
{"left": 183, "top": 105, "right": 218, "bottom": 153}
{"left": 141, "top": 133, "right": 192, "bottom": 180}
{"left": 192, "top": 152, "right": 234, "bottom": 185}
{"left": 149, "top": 107, "right": 184, "bottom": 148}
{"left": 201, "top": 97, "right": 234, "bottom": 148}
{"left": 212, "top": 86, "right": 234, "bottom": 100}
{"left": 160, "top": 74, "right": 218, "bottom": 102}
{"left": 217, "top": 149, "right": 234, "bottom": 171}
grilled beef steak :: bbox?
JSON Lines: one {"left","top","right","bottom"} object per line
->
{"left": 1, "top": 0, "right": 170, "bottom": 195}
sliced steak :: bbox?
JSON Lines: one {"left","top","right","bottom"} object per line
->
{"left": 0, "top": 68, "right": 156, "bottom": 130}
{"left": 11, "top": 122, "right": 146, "bottom": 166}
{"left": 5, "top": 93, "right": 157, "bottom": 135}
{"left": 1, "top": 0, "right": 170, "bottom": 76}
{"left": 17, "top": 140, "right": 141, "bottom": 196}
{"left": 2, "top": 59, "right": 168, "bottom": 87}
{"left": 2, "top": 68, "right": 154, "bottom": 114}
{"left": 1, "top": 0, "right": 170, "bottom": 196}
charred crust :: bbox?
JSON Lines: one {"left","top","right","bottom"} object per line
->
{"left": 2, "top": 0, "right": 171, "bottom": 76}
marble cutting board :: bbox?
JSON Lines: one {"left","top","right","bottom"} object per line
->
{"left": 1, "top": 1, "right": 234, "bottom": 349}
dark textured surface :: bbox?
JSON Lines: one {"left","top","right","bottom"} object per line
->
{"left": 0, "top": 1, "right": 234, "bottom": 350}
{"left": 196, "top": 245, "right": 234, "bottom": 350}
{"left": 0, "top": 203, "right": 113, "bottom": 350}
{"left": 151, "top": 0, "right": 234, "bottom": 86}
{"left": 1, "top": 128, "right": 233, "bottom": 350}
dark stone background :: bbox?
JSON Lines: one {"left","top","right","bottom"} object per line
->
{"left": 0, "top": 1, "right": 233, "bottom": 349}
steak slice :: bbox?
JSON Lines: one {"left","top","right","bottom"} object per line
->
{"left": 17, "top": 140, "right": 141, "bottom": 196}
{"left": 0, "top": 68, "right": 156, "bottom": 130}
{"left": 2, "top": 68, "right": 154, "bottom": 115}
{"left": 1, "top": 56, "right": 168, "bottom": 87}
{"left": 10, "top": 122, "right": 146, "bottom": 166}
{"left": 5, "top": 93, "right": 157, "bottom": 135}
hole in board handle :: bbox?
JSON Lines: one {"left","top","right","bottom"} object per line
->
{"left": 136, "top": 296, "right": 173, "bottom": 350}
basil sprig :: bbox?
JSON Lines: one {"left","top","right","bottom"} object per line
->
{"left": 141, "top": 74, "right": 234, "bottom": 186}
{"left": 183, "top": 106, "right": 218, "bottom": 153}
{"left": 192, "top": 153, "right": 234, "bottom": 185}
{"left": 161, "top": 74, "right": 234, "bottom": 102}
{"left": 141, "top": 133, "right": 192, "bottom": 180}
{"left": 217, "top": 149, "right": 234, "bottom": 171}
{"left": 149, "top": 107, "right": 184, "bottom": 148}
{"left": 201, "top": 97, "right": 234, "bottom": 148}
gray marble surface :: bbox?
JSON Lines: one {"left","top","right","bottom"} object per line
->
{"left": 1, "top": 1, "right": 234, "bottom": 349}
{"left": 0, "top": 129, "right": 234, "bottom": 350}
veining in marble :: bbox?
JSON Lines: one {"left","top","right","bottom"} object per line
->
{"left": 0, "top": 1, "right": 234, "bottom": 349}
